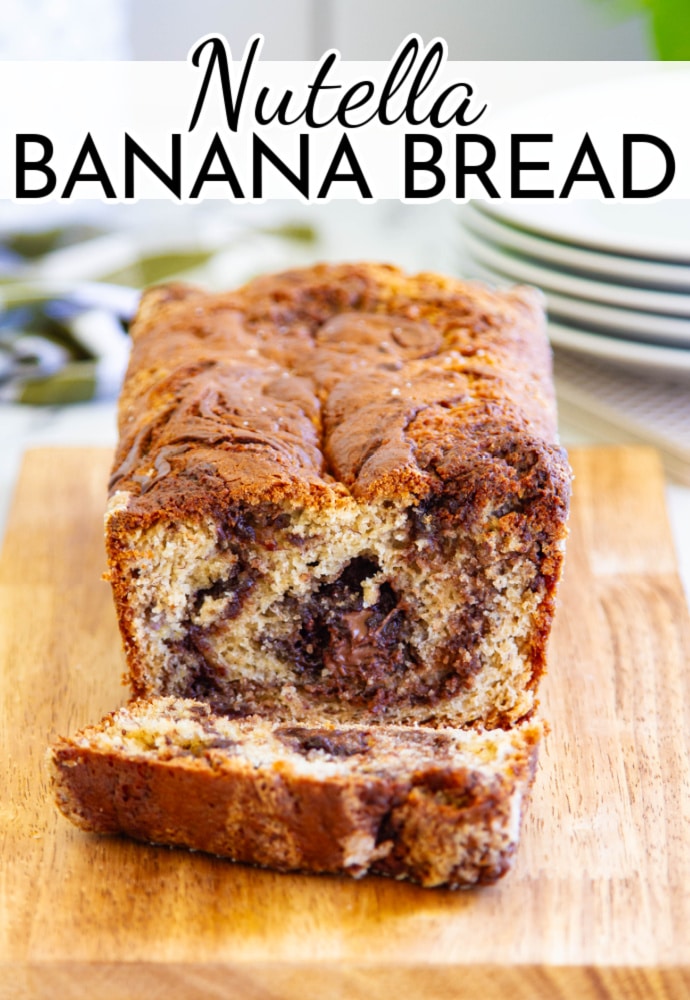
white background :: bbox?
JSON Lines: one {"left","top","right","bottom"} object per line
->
{"left": 2, "top": 56, "right": 687, "bottom": 201}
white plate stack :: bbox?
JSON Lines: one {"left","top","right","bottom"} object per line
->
{"left": 460, "top": 200, "right": 690, "bottom": 378}
{"left": 458, "top": 200, "right": 690, "bottom": 482}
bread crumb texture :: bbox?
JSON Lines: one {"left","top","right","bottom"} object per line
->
{"left": 50, "top": 699, "right": 542, "bottom": 888}
{"left": 50, "top": 264, "right": 570, "bottom": 888}
{"left": 107, "top": 263, "right": 570, "bottom": 728}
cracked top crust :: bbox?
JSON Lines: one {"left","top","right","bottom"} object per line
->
{"left": 110, "top": 262, "right": 570, "bottom": 524}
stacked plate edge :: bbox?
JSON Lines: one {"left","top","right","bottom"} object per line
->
{"left": 458, "top": 200, "right": 690, "bottom": 381}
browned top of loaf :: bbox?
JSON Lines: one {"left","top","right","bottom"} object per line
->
{"left": 110, "top": 262, "right": 570, "bottom": 521}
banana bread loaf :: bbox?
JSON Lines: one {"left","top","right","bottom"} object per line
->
{"left": 51, "top": 263, "right": 569, "bottom": 887}
{"left": 106, "top": 263, "right": 570, "bottom": 729}
{"left": 50, "top": 698, "right": 542, "bottom": 888}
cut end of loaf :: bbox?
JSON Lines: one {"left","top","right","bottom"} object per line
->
{"left": 107, "top": 488, "right": 557, "bottom": 728}
{"left": 105, "top": 261, "right": 570, "bottom": 730}
{"left": 51, "top": 263, "right": 570, "bottom": 888}
{"left": 50, "top": 698, "right": 542, "bottom": 889}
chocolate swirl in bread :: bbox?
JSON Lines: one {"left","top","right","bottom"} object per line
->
{"left": 50, "top": 264, "right": 569, "bottom": 888}
{"left": 105, "top": 263, "right": 570, "bottom": 728}
{"left": 50, "top": 698, "right": 542, "bottom": 888}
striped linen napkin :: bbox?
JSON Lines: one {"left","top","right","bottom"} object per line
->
{"left": 0, "top": 209, "right": 316, "bottom": 405}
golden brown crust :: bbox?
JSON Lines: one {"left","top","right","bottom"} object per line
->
{"left": 49, "top": 265, "right": 569, "bottom": 887}
{"left": 105, "top": 264, "right": 570, "bottom": 722}
{"left": 49, "top": 700, "right": 541, "bottom": 888}
{"left": 109, "top": 263, "right": 569, "bottom": 518}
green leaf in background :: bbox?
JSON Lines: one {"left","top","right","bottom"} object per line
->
{"left": 592, "top": 0, "right": 690, "bottom": 58}
{"left": 647, "top": 0, "right": 690, "bottom": 58}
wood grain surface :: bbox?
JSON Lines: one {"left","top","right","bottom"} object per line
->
{"left": 1, "top": 446, "right": 689, "bottom": 1000}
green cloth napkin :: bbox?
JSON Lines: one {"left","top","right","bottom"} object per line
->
{"left": 0, "top": 218, "right": 316, "bottom": 405}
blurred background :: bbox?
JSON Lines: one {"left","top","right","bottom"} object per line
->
{"left": 0, "top": 0, "right": 689, "bottom": 598}
{"left": 0, "top": 0, "right": 666, "bottom": 61}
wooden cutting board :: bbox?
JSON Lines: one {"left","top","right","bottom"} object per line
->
{"left": 1, "top": 446, "right": 689, "bottom": 1000}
